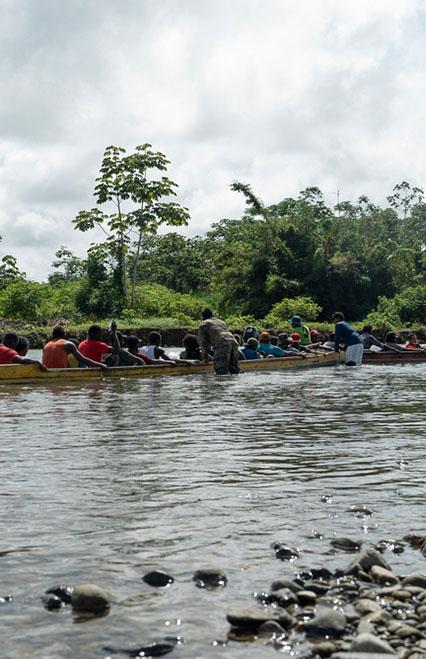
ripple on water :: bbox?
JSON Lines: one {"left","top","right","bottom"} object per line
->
{"left": 0, "top": 363, "right": 426, "bottom": 656}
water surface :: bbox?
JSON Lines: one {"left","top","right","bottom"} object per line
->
{"left": 0, "top": 363, "right": 425, "bottom": 657}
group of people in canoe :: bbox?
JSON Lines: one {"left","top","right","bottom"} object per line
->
{"left": 0, "top": 308, "right": 424, "bottom": 375}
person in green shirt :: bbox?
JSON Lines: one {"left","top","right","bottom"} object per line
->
{"left": 288, "top": 315, "right": 311, "bottom": 345}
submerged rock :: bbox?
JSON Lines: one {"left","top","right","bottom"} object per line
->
{"left": 272, "top": 542, "right": 300, "bottom": 561}
{"left": 103, "top": 642, "right": 175, "bottom": 657}
{"left": 330, "top": 537, "right": 362, "bottom": 552}
{"left": 193, "top": 568, "right": 227, "bottom": 589}
{"left": 270, "top": 578, "right": 300, "bottom": 593}
{"left": 142, "top": 570, "right": 174, "bottom": 587}
{"left": 45, "top": 585, "right": 73, "bottom": 604}
{"left": 42, "top": 594, "right": 62, "bottom": 611}
{"left": 257, "top": 620, "right": 287, "bottom": 638}
{"left": 346, "top": 505, "right": 375, "bottom": 517}
{"left": 269, "top": 587, "right": 297, "bottom": 608}
{"left": 345, "top": 547, "right": 391, "bottom": 575}
{"left": 226, "top": 606, "right": 293, "bottom": 630}
{"left": 71, "top": 584, "right": 110, "bottom": 615}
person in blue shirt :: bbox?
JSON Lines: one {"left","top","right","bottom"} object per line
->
{"left": 240, "top": 337, "right": 263, "bottom": 360}
{"left": 332, "top": 312, "right": 364, "bottom": 366}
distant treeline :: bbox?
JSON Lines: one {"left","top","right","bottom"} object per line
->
{"left": 1, "top": 144, "right": 426, "bottom": 330}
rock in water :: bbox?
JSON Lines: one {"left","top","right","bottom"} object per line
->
{"left": 272, "top": 543, "right": 300, "bottom": 560}
{"left": 345, "top": 547, "right": 391, "bottom": 575}
{"left": 142, "top": 570, "right": 174, "bottom": 587}
{"left": 71, "top": 584, "right": 110, "bottom": 615}
{"left": 330, "top": 537, "right": 362, "bottom": 552}
{"left": 226, "top": 606, "right": 293, "bottom": 630}
{"left": 304, "top": 608, "right": 347, "bottom": 638}
{"left": 45, "top": 585, "right": 73, "bottom": 604}
{"left": 370, "top": 565, "right": 399, "bottom": 585}
{"left": 42, "top": 594, "right": 62, "bottom": 611}
{"left": 349, "top": 632, "right": 396, "bottom": 654}
{"left": 192, "top": 569, "right": 227, "bottom": 588}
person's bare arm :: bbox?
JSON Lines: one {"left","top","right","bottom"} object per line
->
{"left": 12, "top": 356, "right": 46, "bottom": 371}
{"left": 65, "top": 342, "right": 108, "bottom": 370}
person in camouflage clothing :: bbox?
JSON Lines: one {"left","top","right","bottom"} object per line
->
{"left": 198, "top": 308, "right": 240, "bottom": 375}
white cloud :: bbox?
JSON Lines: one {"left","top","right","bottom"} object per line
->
{"left": 0, "top": 0, "right": 425, "bottom": 278}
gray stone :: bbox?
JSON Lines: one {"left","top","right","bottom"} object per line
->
{"left": 270, "top": 578, "right": 300, "bottom": 593}
{"left": 355, "top": 599, "right": 383, "bottom": 615}
{"left": 331, "top": 537, "right": 363, "bottom": 552}
{"left": 357, "top": 619, "right": 375, "bottom": 635}
{"left": 45, "top": 585, "right": 73, "bottom": 604}
{"left": 393, "top": 589, "right": 413, "bottom": 601}
{"left": 297, "top": 590, "right": 317, "bottom": 606}
{"left": 332, "top": 654, "right": 396, "bottom": 659}
{"left": 346, "top": 548, "right": 391, "bottom": 575}
{"left": 71, "top": 584, "right": 110, "bottom": 615}
{"left": 378, "top": 586, "right": 399, "bottom": 597}
{"left": 270, "top": 587, "right": 297, "bottom": 607}
{"left": 313, "top": 640, "right": 337, "bottom": 656}
{"left": 401, "top": 574, "right": 426, "bottom": 589}
{"left": 371, "top": 566, "right": 399, "bottom": 586}
{"left": 393, "top": 624, "right": 424, "bottom": 639}
{"left": 193, "top": 568, "right": 227, "bottom": 588}
{"left": 257, "top": 620, "right": 286, "bottom": 638}
{"left": 226, "top": 606, "right": 293, "bottom": 630}
{"left": 350, "top": 632, "right": 396, "bottom": 654}
{"left": 304, "top": 607, "right": 347, "bottom": 638}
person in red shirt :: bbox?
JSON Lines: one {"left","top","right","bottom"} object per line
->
{"left": 78, "top": 323, "right": 120, "bottom": 366}
{"left": 404, "top": 333, "right": 423, "bottom": 350}
{"left": 0, "top": 333, "right": 46, "bottom": 370}
{"left": 43, "top": 326, "right": 108, "bottom": 369}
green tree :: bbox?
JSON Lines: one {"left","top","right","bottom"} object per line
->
{"left": 0, "top": 255, "right": 25, "bottom": 289}
{"left": 74, "top": 144, "right": 190, "bottom": 309}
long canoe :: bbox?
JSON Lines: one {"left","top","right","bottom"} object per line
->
{"left": 0, "top": 352, "right": 340, "bottom": 385}
{"left": 363, "top": 349, "right": 426, "bottom": 365}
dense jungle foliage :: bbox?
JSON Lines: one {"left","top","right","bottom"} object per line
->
{"left": 1, "top": 145, "right": 425, "bottom": 330}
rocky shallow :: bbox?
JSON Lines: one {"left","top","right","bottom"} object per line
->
{"left": 227, "top": 544, "right": 426, "bottom": 657}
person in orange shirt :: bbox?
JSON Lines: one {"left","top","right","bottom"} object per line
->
{"left": 0, "top": 333, "right": 45, "bottom": 370}
{"left": 43, "top": 326, "right": 107, "bottom": 369}
{"left": 404, "top": 333, "right": 423, "bottom": 350}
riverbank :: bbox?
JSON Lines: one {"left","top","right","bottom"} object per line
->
{"left": 1, "top": 317, "right": 425, "bottom": 348}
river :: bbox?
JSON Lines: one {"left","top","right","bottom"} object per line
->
{"left": 0, "top": 362, "right": 425, "bottom": 657}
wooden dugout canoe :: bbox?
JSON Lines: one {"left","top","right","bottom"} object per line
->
{"left": 363, "top": 349, "right": 426, "bottom": 365}
{"left": 0, "top": 352, "right": 340, "bottom": 385}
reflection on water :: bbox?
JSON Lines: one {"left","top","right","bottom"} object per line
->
{"left": 1, "top": 364, "right": 426, "bottom": 657}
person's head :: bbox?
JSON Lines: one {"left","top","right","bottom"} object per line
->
{"left": 408, "top": 333, "right": 418, "bottom": 343}
{"left": 126, "top": 335, "right": 140, "bottom": 353}
{"left": 385, "top": 332, "right": 397, "bottom": 343}
{"left": 289, "top": 315, "right": 302, "bottom": 327}
{"left": 309, "top": 329, "right": 319, "bottom": 340}
{"left": 291, "top": 332, "right": 301, "bottom": 344}
{"left": 88, "top": 325, "right": 103, "bottom": 341}
{"left": 278, "top": 332, "right": 289, "bottom": 345}
{"left": 148, "top": 331, "right": 162, "bottom": 346}
{"left": 52, "top": 325, "right": 66, "bottom": 340}
{"left": 361, "top": 325, "right": 372, "bottom": 334}
{"left": 182, "top": 333, "right": 199, "bottom": 350}
{"left": 332, "top": 312, "right": 345, "bottom": 324}
{"left": 259, "top": 331, "right": 271, "bottom": 343}
{"left": 246, "top": 337, "right": 258, "bottom": 349}
{"left": 3, "top": 332, "right": 18, "bottom": 349}
{"left": 201, "top": 308, "right": 213, "bottom": 320}
{"left": 16, "top": 336, "right": 29, "bottom": 356}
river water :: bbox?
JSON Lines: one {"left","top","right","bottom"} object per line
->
{"left": 0, "top": 362, "right": 425, "bottom": 658}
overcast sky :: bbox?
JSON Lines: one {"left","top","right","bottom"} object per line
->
{"left": 0, "top": 0, "right": 425, "bottom": 279}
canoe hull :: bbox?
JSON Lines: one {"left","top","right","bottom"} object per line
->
{"left": 0, "top": 352, "right": 339, "bottom": 384}
{"left": 363, "top": 350, "right": 426, "bottom": 365}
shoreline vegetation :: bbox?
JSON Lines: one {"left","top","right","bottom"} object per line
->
{"left": 1, "top": 146, "right": 426, "bottom": 341}
{"left": 1, "top": 317, "right": 426, "bottom": 350}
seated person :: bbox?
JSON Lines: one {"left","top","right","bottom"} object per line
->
{"left": 78, "top": 322, "right": 120, "bottom": 366}
{"left": 320, "top": 333, "right": 336, "bottom": 351}
{"left": 290, "top": 333, "right": 314, "bottom": 353}
{"left": 240, "top": 337, "right": 263, "bottom": 360}
{"left": 126, "top": 335, "right": 172, "bottom": 366}
{"left": 16, "top": 336, "right": 29, "bottom": 356}
{"left": 383, "top": 332, "right": 406, "bottom": 352}
{"left": 308, "top": 329, "right": 321, "bottom": 346}
{"left": 404, "top": 333, "right": 423, "bottom": 350}
{"left": 180, "top": 333, "right": 203, "bottom": 361}
{"left": 360, "top": 325, "right": 384, "bottom": 350}
{"left": 242, "top": 326, "right": 260, "bottom": 343}
{"left": 140, "top": 331, "right": 191, "bottom": 365}
{"left": 0, "top": 332, "right": 45, "bottom": 370}
{"left": 43, "top": 326, "right": 107, "bottom": 369}
{"left": 257, "top": 332, "right": 302, "bottom": 358}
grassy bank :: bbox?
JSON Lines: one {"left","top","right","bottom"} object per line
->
{"left": 1, "top": 317, "right": 425, "bottom": 349}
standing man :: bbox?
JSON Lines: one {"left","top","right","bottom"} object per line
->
{"left": 198, "top": 308, "right": 240, "bottom": 375}
{"left": 332, "top": 312, "right": 364, "bottom": 366}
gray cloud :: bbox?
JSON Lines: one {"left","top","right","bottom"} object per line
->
{"left": 0, "top": 0, "right": 425, "bottom": 278}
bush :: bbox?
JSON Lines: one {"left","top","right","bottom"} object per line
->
{"left": 123, "top": 283, "right": 210, "bottom": 321}
{"left": 262, "top": 296, "right": 322, "bottom": 328}
{"left": 224, "top": 314, "right": 257, "bottom": 330}
{"left": 0, "top": 280, "right": 50, "bottom": 320}
{"left": 394, "top": 286, "right": 426, "bottom": 325}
